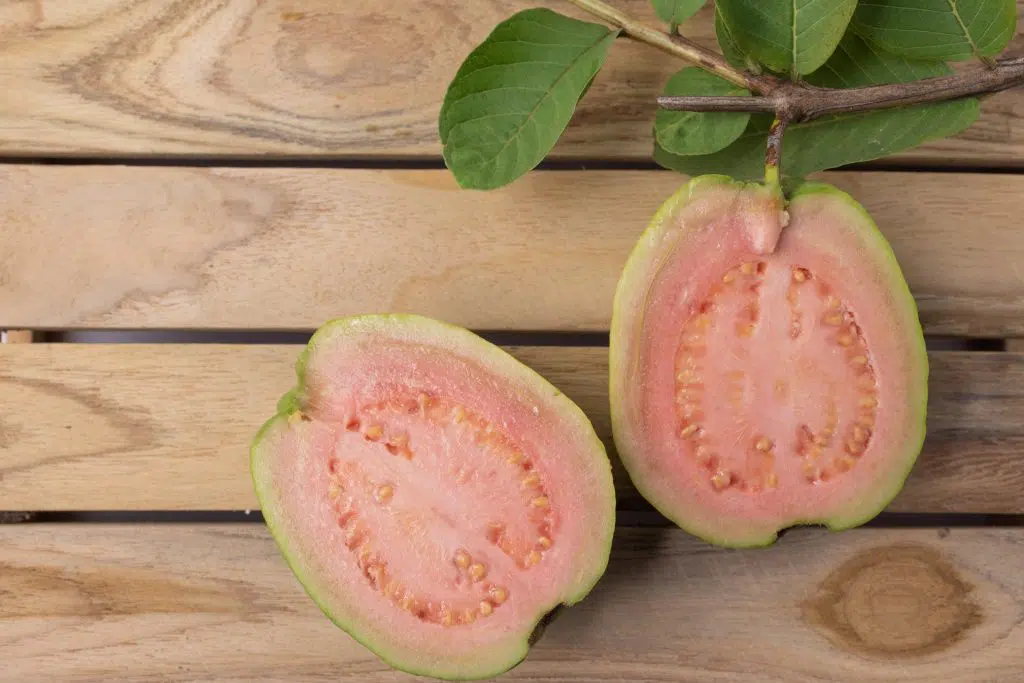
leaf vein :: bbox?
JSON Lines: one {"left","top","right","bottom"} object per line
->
{"left": 946, "top": 0, "right": 980, "bottom": 57}
{"left": 972, "top": 2, "right": 1005, "bottom": 50}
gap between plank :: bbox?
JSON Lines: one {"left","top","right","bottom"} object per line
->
{"left": 1, "top": 155, "right": 1023, "bottom": 176}
{"left": 6, "top": 510, "right": 1024, "bottom": 529}
{"left": 38, "top": 329, "right": 610, "bottom": 347}
{"left": 27, "top": 330, "right": 1011, "bottom": 352}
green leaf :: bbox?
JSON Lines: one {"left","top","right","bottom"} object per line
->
{"left": 655, "top": 32, "right": 980, "bottom": 179}
{"left": 651, "top": 0, "right": 706, "bottom": 28}
{"left": 654, "top": 117, "right": 767, "bottom": 179}
{"left": 716, "top": 0, "right": 859, "bottom": 77}
{"left": 804, "top": 30, "right": 955, "bottom": 87}
{"left": 439, "top": 9, "right": 619, "bottom": 190}
{"left": 853, "top": 0, "right": 1017, "bottom": 61}
{"left": 715, "top": 6, "right": 750, "bottom": 69}
{"left": 656, "top": 103, "right": 978, "bottom": 179}
{"left": 654, "top": 68, "right": 751, "bottom": 156}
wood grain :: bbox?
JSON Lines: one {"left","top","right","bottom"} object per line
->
{"left": 1, "top": 344, "right": 1021, "bottom": 513}
{"left": 2, "top": 524, "right": 1024, "bottom": 681}
{"left": 0, "top": 1, "right": 1021, "bottom": 166}
{"left": 1, "top": 167, "right": 1022, "bottom": 335}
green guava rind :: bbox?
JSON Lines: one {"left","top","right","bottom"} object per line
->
{"left": 608, "top": 175, "right": 927, "bottom": 548}
{"left": 251, "top": 313, "right": 616, "bottom": 680}
{"left": 793, "top": 182, "right": 929, "bottom": 533}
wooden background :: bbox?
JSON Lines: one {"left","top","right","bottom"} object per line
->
{"left": 2, "top": 1, "right": 1024, "bottom": 681}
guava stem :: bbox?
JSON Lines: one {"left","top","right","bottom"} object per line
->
{"left": 764, "top": 118, "right": 788, "bottom": 191}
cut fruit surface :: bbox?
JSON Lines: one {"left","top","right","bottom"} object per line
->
{"left": 610, "top": 176, "right": 928, "bottom": 547}
{"left": 251, "top": 314, "right": 615, "bottom": 679}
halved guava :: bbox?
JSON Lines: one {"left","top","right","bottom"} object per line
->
{"left": 609, "top": 176, "right": 927, "bottom": 547}
{"left": 251, "top": 314, "right": 615, "bottom": 679}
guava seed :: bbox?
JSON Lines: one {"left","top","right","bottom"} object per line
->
{"left": 374, "top": 484, "right": 394, "bottom": 504}
{"left": 454, "top": 549, "right": 470, "bottom": 569}
{"left": 468, "top": 563, "right": 487, "bottom": 582}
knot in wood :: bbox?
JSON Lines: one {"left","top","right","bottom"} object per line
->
{"left": 803, "top": 544, "right": 981, "bottom": 658}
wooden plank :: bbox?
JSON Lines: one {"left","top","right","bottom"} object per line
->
{"left": 3, "top": 524, "right": 1024, "bottom": 681}
{"left": 2, "top": 167, "right": 1023, "bottom": 335}
{"left": 0, "top": 331, "right": 32, "bottom": 343}
{"left": 1, "top": 344, "right": 1021, "bottom": 513}
{"left": 0, "top": 1, "right": 1021, "bottom": 167}
{"left": 0, "top": 324, "right": 32, "bottom": 524}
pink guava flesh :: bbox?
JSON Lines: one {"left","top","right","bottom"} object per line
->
{"left": 610, "top": 176, "right": 927, "bottom": 547}
{"left": 251, "top": 315, "right": 615, "bottom": 679}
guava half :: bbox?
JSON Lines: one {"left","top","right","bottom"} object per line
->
{"left": 251, "top": 314, "right": 615, "bottom": 679}
{"left": 609, "top": 176, "right": 928, "bottom": 547}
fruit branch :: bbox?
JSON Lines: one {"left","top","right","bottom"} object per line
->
{"left": 566, "top": 0, "right": 1024, "bottom": 124}
{"left": 660, "top": 57, "right": 1024, "bottom": 122}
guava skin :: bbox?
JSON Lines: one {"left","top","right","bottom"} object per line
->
{"left": 609, "top": 176, "right": 928, "bottom": 548}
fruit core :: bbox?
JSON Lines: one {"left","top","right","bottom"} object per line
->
{"left": 318, "top": 388, "right": 556, "bottom": 629}
{"left": 674, "top": 260, "right": 878, "bottom": 495}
